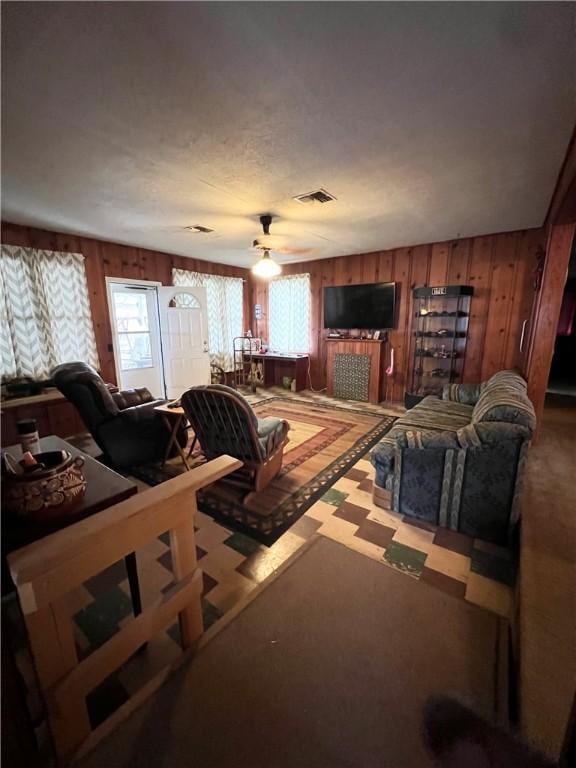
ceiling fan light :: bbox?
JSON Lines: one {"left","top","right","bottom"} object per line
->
{"left": 251, "top": 250, "right": 282, "bottom": 278}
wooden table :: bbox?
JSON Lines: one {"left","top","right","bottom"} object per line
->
{"left": 2, "top": 436, "right": 142, "bottom": 615}
{"left": 154, "top": 403, "right": 195, "bottom": 471}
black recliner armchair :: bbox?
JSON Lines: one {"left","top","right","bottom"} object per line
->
{"left": 51, "top": 362, "right": 186, "bottom": 469}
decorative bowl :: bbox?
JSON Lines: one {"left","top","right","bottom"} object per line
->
{"left": 1, "top": 450, "right": 86, "bottom": 517}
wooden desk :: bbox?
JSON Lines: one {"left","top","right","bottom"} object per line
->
{"left": 2, "top": 436, "right": 141, "bottom": 613}
{"left": 243, "top": 352, "right": 309, "bottom": 391}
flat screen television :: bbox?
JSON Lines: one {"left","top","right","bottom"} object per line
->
{"left": 323, "top": 282, "right": 397, "bottom": 330}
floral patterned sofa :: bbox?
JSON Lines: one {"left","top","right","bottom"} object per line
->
{"left": 370, "top": 370, "right": 536, "bottom": 545}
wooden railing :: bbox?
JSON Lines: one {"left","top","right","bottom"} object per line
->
{"left": 7, "top": 455, "right": 242, "bottom": 764}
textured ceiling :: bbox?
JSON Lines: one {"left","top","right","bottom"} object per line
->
{"left": 2, "top": 2, "right": 575, "bottom": 267}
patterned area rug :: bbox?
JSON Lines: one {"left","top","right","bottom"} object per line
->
{"left": 131, "top": 397, "right": 395, "bottom": 544}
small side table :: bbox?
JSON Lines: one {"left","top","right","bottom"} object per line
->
{"left": 2, "top": 436, "right": 142, "bottom": 616}
{"left": 154, "top": 403, "right": 195, "bottom": 471}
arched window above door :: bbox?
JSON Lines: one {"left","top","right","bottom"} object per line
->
{"left": 168, "top": 292, "right": 201, "bottom": 309}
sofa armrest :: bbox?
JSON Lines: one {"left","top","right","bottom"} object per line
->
{"left": 371, "top": 428, "right": 460, "bottom": 481}
{"left": 442, "top": 382, "right": 483, "bottom": 405}
{"left": 370, "top": 440, "right": 396, "bottom": 477}
{"left": 457, "top": 421, "right": 532, "bottom": 447}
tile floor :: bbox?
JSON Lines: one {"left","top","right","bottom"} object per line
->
{"left": 60, "top": 448, "right": 514, "bottom": 725}
{"left": 71, "top": 390, "right": 515, "bottom": 659}
{"left": 74, "top": 437, "right": 514, "bottom": 667}
{"left": 9, "top": 388, "right": 517, "bottom": 737}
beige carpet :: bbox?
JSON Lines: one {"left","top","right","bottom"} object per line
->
{"left": 79, "top": 536, "right": 507, "bottom": 768}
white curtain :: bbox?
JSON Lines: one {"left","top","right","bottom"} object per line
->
{"left": 269, "top": 273, "right": 311, "bottom": 353}
{"left": 0, "top": 245, "right": 99, "bottom": 380}
{"left": 172, "top": 268, "right": 244, "bottom": 371}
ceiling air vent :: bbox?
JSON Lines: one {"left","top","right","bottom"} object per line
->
{"left": 293, "top": 188, "right": 337, "bottom": 204}
{"left": 183, "top": 225, "right": 214, "bottom": 234}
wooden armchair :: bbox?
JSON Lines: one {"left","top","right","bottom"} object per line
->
{"left": 181, "top": 385, "right": 289, "bottom": 493}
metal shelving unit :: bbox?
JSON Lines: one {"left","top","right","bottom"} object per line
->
{"left": 405, "top": 285, "right": 474, "bottom": 408}
{"left": 232, "top": 336, "right": 262, "bottom": 391}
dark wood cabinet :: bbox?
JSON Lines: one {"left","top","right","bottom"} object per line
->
{"left": 1, "top": 391, "right": 86, "bottom": 447}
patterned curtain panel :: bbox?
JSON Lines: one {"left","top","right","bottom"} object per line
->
{"left": 172, "top": 268, "right": 243, "bottom": 371}
{"left": 0, "top": 245, "right": 99, "bottom": 380}
{"left": 269, "top": 273, "right": 311, "bottom": 353}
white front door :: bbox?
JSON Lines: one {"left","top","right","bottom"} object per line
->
{"left": 158, "top": 287, "right": 211, "bottom": 400}
{"left": 107, "top": 281, "right": 165, "bottom": 398}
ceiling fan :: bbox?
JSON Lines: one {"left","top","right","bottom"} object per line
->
{"left": 252, "top": 214, "right": 316, "bottom": 258}
{"left": 251, "top": 214, "right": 281, "bottom": 278}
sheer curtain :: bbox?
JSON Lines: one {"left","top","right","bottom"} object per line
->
{"left": 172, "top": 268, "right": 243, "bottom": 371}
{"left": 0, "top": 245, "right": 99, "bottom": 379}
{"left": 268, "top": 273, "right": 311, "bottom": 353}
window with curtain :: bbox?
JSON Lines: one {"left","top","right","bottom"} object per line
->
{"left": 172, "top": 268, "right": 243, "bottom": 371}
{"left": 268, "top": 273, "right": 311, "bottom": 353}
{"left": 0, "top": 245, "right": 99, "bottom": 380}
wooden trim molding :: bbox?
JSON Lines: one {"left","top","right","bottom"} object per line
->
{"left": 544, "top": 125, "right": 576, "bottom": 232}
{"left": 525, "top": 125, "right": 576, "bottom": 426}
{"left": 525, "top": 222, "right": 575, "bottom": 425}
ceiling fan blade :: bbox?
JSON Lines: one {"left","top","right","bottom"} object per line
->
{"left": 275, "top": 245, "right": 317, "bottom": 256}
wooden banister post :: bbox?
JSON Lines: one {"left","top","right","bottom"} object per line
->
{"left": 24, "top": 598, "right": 91, "bottom": 760}
{"left": 170, "top": 496, "right": 203, "bottom": 648}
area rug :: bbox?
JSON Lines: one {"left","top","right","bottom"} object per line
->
{"left": 78, "top": 536, "right": 508, "bottom": 768}
{"left": 131, "top": 397, "right": 395, "bottom": 544}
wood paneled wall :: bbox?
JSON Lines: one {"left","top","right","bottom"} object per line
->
{"left": 1, "top": 222, "right": 251, "bottom": 384}
{"left": 2, "top": 222, "right": 543, "bottom": 402}
{"left": 251, "top": 229, "right": 543, "bottom": 401}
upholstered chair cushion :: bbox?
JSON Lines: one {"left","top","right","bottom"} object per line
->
{"left": 257, "top": 418, "right": 290, "bottom": 456}
{"left": 51, "top": 362, "right": 119, "bottom": 431}
{"left": 443, "top": 370, "right": 527, "bottom": 405}
{"left": 395, "top": 430, "right": 461, "bottom": 450}
{"left": 112, "top": 387, "right": 155, "bottom": 409}
{"left": 442, "top": 382, "right": 485, "bottom": 405}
